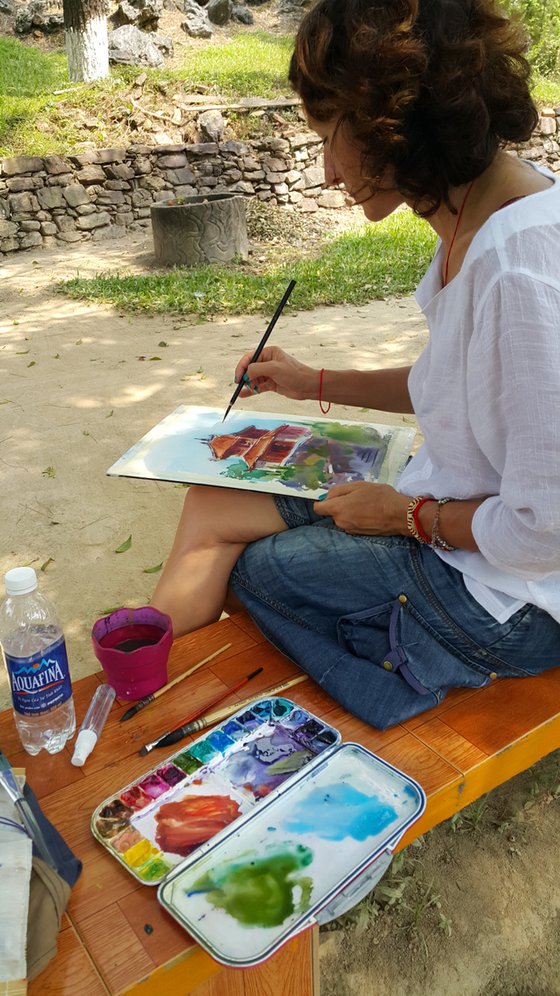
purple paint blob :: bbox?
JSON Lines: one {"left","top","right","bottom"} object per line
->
{"left": 138, "top": 773, "right": 169, "bottom": 799}
{"left": 156, "top": 764, "right": 187, "bottom": 787}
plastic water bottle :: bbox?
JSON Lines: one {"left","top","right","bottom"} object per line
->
{"left": 0, "top": 567, "right": 75, "bottom": 756}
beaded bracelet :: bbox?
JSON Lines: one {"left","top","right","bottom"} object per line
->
{"left": 431, "top": 497, "right": 457, "bottom": 551}
{"left": 406, "top": 496, "right": 434, "bottom": 544}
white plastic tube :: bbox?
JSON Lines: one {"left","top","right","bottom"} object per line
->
{"left": 71, "top": 684, "right": 115, "bottom": 766}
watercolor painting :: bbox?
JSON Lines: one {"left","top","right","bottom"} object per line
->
{"left": 107, "top": 405, "right": 415, "bottom": 499}
{"left": 91, "top": 697, "right": 341, "bottom": 885}
{"left": 159, "top": 744, "right": 425, "bottom": 966}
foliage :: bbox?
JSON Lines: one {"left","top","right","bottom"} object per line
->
{"left": 0, "top": 33, "right": 293, "bottom": 156}
{"left": 58, "top": 210, "right": 437, "bottom": 316}
{"left": 502, "top": 0, "right": 560, "bottom": 76}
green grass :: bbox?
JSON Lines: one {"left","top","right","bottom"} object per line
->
{"left": 58, "top": 210, "right": 436, "bottom": 317}
{"left": 0, "top": 33, "right": 294, "bottom": 156}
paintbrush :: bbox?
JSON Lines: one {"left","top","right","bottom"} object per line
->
{"left": 0, "top": 750, "right": 58, "bottom": 871}
{"left": 119, "top": 642, "right": 232, "bottom": 722}
{"left": 139, "top": 666, "right": 264, "bottom": 755}
{"left": 222, "top": 279, "right": 296, "bottom": 422}
{"left": 163, "top": 672, "right": 309, "bottom": 741}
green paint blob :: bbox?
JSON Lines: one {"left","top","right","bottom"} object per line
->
{"left": 189, "top": 844, "right": 314, "bottom": 927}
{"left": 173, "top": 752, "right": 203, "bottom": 774}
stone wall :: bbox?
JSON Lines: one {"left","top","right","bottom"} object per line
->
{"left": 0, "top": 107, "right": 558, "bottom": 256}
{"left": 0, "top": 132, "right": 335, "bottom": 255}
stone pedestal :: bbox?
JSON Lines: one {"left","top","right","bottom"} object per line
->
{"left": 151, "top": 192, "right": 248, "bottom": 265}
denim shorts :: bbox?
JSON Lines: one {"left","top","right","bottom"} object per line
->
{"left": 229, "top": 496, "right": 560, "bottom": 729}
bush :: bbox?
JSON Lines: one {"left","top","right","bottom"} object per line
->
{"left": 502, "top": 0, "right": 560, "bottom": 75}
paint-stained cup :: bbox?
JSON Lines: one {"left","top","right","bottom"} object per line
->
{"left": 91, "top": 607, "right": 173, "bottom": 701}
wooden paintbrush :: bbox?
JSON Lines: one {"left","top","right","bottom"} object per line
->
{"left": 119, "top": 642, "right": 232, "bottom": 721}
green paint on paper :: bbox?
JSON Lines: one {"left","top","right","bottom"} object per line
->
{"left": 189, "top": 844, "right": 313, "bottom": 927}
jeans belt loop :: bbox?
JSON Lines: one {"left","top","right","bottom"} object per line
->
{"left": 381, "top": 597, "right": 431, "bottom": 696}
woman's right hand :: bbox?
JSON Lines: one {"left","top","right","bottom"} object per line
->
{"left": 234, "top": 346, "right": 319, "bottom": 402}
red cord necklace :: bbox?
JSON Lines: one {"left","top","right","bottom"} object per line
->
{"left": 442, "top": 179, "right": 475, "bottom": 287}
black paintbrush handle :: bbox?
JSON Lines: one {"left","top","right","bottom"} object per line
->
{"left": 119, "top": 693, "right": 155, "bottom": 722}
{"left": 151, "top": 726, "right": 188, "bottom": 750}
{"left": 223, "top": 279, "right": 296, "bottom": 419}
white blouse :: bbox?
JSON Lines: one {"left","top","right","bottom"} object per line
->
{"left": 398, "top": 165, "right": 560, "bottom": 624}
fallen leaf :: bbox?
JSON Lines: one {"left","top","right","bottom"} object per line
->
{"left": 115, "top": 534, "right": 132, "bottom": 554}
{"left": 16, "top": 350, "right": 29, "bottom": 355}
{"left": 142, "top": 562, "right": 163, "bottom": 574}
{"left": 42, "top": 466, "right": 56, "bottom": 478}
{"left": 157, "top": 341, "right": 168, "bottom": 347}
{"left": 40, "top": 557, "right": 54, "bottom": 573}
{"left": 98, "top": 604, "right": 124, "bottom": 616}
{"left": 27, "top": 361, "right": 36, "bottom": 367}
{"left": 149, "top": 356, "right": 161, "bottom": 361}
{"left": 106, "top": 410, "right": 114, "bottom": 418}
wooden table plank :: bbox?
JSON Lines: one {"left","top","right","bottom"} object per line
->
{"left": 118, "top": 886, "right": 193, "bottom": 968}
{"left": 28, "top": 921, "right": 109, "bottom": 996}
{"left": 77, "top": 903, "right": 156, "bottom": 994}
{"left": 410, "top": 717, "right": 489, "bottom": 774}
{"left": 434, "top": 669, "right": 560, "bottom": 754}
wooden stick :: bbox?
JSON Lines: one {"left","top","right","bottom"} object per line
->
{"left": 180, "top": 673, "right": 309, "bottom": 737}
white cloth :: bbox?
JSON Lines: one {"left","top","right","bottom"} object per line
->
{"left": 0, "top": 778, "right": 32, "bottom": 986}
{"left": 398, "top": 165, "right": 560, "bottom": 624}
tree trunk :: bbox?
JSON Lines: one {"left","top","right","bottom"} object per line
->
{"left": 63, "top": 0, "right": 109, "bottom": 83}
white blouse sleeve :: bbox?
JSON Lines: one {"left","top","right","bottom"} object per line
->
{"left": 469, "top": 269, "right": 560, "bottom": 580}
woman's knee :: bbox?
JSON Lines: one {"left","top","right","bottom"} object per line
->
{"left": 182, "top": 485, "right": 286, "bottom": 546}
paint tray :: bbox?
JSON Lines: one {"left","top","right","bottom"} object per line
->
{"left": 158, "top": 742, "right": 425, "bottom": 967}
{"left": 91, "top": 697, "right": 341, "bottom": 885}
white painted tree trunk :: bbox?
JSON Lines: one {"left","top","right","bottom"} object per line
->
{"left": 65, "top": 16, "right": 109, "bottom": 82}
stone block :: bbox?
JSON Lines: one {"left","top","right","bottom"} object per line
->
{"left": 167, "top": 166, "right": 196, "bottom": 185}
{"left": 2, "top": 156, "right": 43, "bottom": 175}
{"left": 221, "top": 140, "right": 250, "bottom": 156}
{"left": 92, "top": 224, "right": 125, "bottom": 241}
{"left": 187, "top": 143, "right": 219, "bottom": 156}
{"left": 131, "top": 189, "right": 152, "bottom": 206}
{"left": 55, "top": 216, "right": 77, "bottom": 232}
{"left": 105, "top": 163, "right": 135, "bottom": 180}
{"left": 131, "top": 156, "right": 153, "bottom": 175}
{"left": 540, "top": 116, "right": 557, "bottom": 136}
{"left": 157, "top": 153, "right": 188, "bottom": 168}
{"left": 62, "top": 184, "right": 90, "bottom": 207}
{"left": 299, "top": 198, "right": 318, "bottom": 212}
{"left": 77, "top": 165, "right": 106, "bottom": 183}
{"left": 75, "top": 204, "right": 97, "bottom": 215}
{"left": 20, "top": 220, "right": 41, "bottom": 231}
{"left": 302, "top": 166, "right": 324, "bottom": 189}
{"left": 47, "top": 173, "right": 74, "bottom": 187}
{"left": 115, "top": 212, "right": 134, "bottom": 226}
{"left": 273, "top": 182, "right": 289, "bottom": 195}
{"left": 40, "top": 222, "right": 58, "bottom": 235}
{"left": 244, "top": 170, "right": 265, "bottom": 181}
{"left": 20, "top": 231, "right": 43, "bottom": 248}
{"left": 8, "top": 192, "right": 39, "bottom": 213}
{"left": 56, "top": 231, "right": 83, "bottom": 242}
{"left": 76, "top": 211, "right": 112, "bottom": 230}
{"left": 106, "top": 180, "right": 131, "bottom": 190}
{"left": 44, "top": 155, "right": 72, "bottom": 174}
{"left": 6, "top": 177, "right": 42, "bottom": 192}
{"left": 318, "top": 189, "right": 346, "bottom": 208}
{"left": 37, "top": 186, "right": 64, "bottom": 209}
{"left": 174, "top": 185, "right": 197, "bottom": 197}
{"left": 0, "top": 220, "right": 17, "bottom": 238}
{"left": 139, "top": 174, "right": 168, "bottom": 190}
{"left": 1, "top": 238, "right": 17, "bottom": 252}
{"left": 228, "top": 181, "right": 254, "bottom": 194}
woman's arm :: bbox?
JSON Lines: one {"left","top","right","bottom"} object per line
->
{"left": 237, "top": 346, "right": 415, "bottom": 414}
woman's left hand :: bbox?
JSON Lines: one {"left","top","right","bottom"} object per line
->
{"left": 313, "top": 482, "right": 409, "bottom": 536}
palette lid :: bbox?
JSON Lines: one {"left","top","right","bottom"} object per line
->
{"left": 158, "top": 742, "right": 426, "bottom": 968}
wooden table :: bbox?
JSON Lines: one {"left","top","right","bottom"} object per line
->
{"left": 2, "top": 611, "right": 560, "bottom": 995}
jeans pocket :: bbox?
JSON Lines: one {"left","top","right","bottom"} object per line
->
{"left": 337, "top": 597, "right": 491, "bottom": 700}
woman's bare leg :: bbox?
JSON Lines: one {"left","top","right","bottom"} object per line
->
{"left": 150, "top": 485, "right": 287, "bottom": 637}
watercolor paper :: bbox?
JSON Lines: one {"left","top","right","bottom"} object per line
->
{"left": 107, "top": 405, "right": 415, "bottom": 499}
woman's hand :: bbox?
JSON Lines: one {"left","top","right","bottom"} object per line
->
{"left": 234, "top": 346, "right": 318, "bottom": 402}
{"left": 313, "top": 482, "right": 409, "bottom": 536}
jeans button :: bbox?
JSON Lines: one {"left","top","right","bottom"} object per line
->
{"left": 398, "top": 594, "right": 407, "bottom": 604}
{"left": 382, "top": 660, "right": 393, "bottom": 671}
{"left": 489, "top": 672, "right": 498, "bottom": 680}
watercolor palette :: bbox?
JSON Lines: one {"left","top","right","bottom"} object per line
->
{"left": 91, "top": 697, "right": 341, "bottom": 885}
{"left": 158, "top": 743, "right": 426, "bottom": 967}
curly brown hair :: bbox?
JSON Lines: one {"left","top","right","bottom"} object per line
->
{"left": 289, "top": 0, "right": 539, "bottom": 213}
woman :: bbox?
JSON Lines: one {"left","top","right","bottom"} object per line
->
{"left": 152, "top": 0, "right": 560, "bottom": 729}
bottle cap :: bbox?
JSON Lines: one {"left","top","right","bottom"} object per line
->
{"left": 71, "top": 729, "right": 97, "bottom": 767}
{"left": 4, "top": 567, "right": 38, "bottom": 596}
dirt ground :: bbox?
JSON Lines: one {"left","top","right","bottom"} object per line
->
{"left": 1, "top": 231, "right": 559, "bottom": 996}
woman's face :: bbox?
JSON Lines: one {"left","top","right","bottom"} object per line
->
{"left": 308, "top": 115, "right": 404, "bottom": 221}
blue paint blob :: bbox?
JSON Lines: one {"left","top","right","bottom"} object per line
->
{"left": 221, "top": 720, "right": 246, "bottom": 740}
{"left": 279, "top": 708, "right": 309, "bottom": 731}
{"left": 188, "top": 739, "right": 219, "bottom": 764}
{"left": 205, "top": 730, "right": 235, "bottom": 754}
{"left": 236, "top": 710, "right": 261, "bottom": 731}
{"left": 249, "top": 700, "right": 273, "bottom": 720}
{"left": 271, "top": 698, "right": 293, "bottom": 719}
{"left": 283, "top": 783, "right": 398, "bottom": 841}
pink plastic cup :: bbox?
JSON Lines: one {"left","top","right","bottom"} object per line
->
{"left": 91, "top": 606, "right": 173, "bottom": 700}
